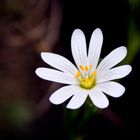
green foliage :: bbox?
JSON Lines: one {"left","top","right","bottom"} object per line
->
{"left": 1, "top": 102, "right": 32, "bottom": 128}
{"left": 126, "top": 19, "right": 140, "bottom": 64}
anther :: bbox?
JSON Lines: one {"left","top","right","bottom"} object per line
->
{"left": 92, "top": 71, "right": 96, "bottom": 77}
{"left": 80, "top": 65, "right": 85, "bottom": 71}
{"left": 85, "top": 66, "right": 89, "bottom": 72}
{"left": 89, "top": 64, "right": 92, "bottom": 70}
{"left": 75, "top": 71, "right": 81, "bottom": 78}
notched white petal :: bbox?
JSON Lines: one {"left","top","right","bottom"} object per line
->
{"left": 71, "top": 29, "right": 88, "bottom": 68}
{"left": 41, "top": 52, "right": 78, "bottom": 75}
{"left": 96, "top": 65, "right": 132, "bottom": 83}
{"left": 97, "top": 81, "right": 125, "bottom": 97}
{"left": 66, "top": 89, "right": 88, "bottom": 109}
{"left": 88, "top": 28, "right": 103, "bottom": 71}
{"left": 97, "top": 46, "right": 127, "bottom": 74}
{"left": 89, "top": 87, "right": 109, "bottom": 109}
{"left": 49, "top": 85, "right": 79, "bottom": 104}
{"left": 35, "top": 67, "right": 77, "bottom": 85}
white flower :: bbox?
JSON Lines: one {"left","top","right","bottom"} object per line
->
{"left": 35, "top": 28, "right": 132, "bottom": 109}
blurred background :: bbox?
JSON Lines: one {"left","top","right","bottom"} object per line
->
{"left": 0, "top": 0, "right": 140, "bottom": 139}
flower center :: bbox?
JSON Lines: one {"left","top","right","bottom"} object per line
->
{"left": 75, "top": 65, "right": 96, "bottom": 89}
{"left": 80, "top": 77, "right": 96, "bottom": 89}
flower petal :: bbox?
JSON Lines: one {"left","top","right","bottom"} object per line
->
{"left": 66, "top": 89, "right": 88, "bottom": 109}
{"left": 35, "top": 68, "right": 77, "bottom": 84}
{"left": 96, "top": 81, "right": 125, "bottom": 97}
{"left": 96, "top": 65, "right": 132, "bottom": 83}
{"left": 41, "top": 52, "right": 78, "bottom": 76}
{"left": 88, "top": 28, "right": 103, "bottom": 71}
{"left": 89, "top": 87, "right": 109, "bottom": 109}
{"left": 71, "top": 29, "right": 88, "bottom": 69}
{"left": 49, "top": 85, "right": 79, "bottom": 104}
{"left": 97, "top": 47, "right": 127, "bottom": 74}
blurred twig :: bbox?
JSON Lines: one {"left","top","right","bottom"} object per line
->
{"left": 0, "top": 0, "right": 62, "bottom": 127}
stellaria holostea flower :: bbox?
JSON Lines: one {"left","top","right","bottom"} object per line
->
{"left": 35, "top": 28, "right": 132, "bottom": 109}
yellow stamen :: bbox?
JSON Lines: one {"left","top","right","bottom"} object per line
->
{"left": 80, "top": 65, "right": 85, "bottom": 71}
{"left": 89, "top": 64, "right": 92, "bottom": 70}
{"left": 85, "top": 66, "right": 89, "bottom": 72}
{"left": 75, "top": 71, "right": 81, "bottom": 78}
{"left": 92, "top": 71, "right": 97, "bottom": 77}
